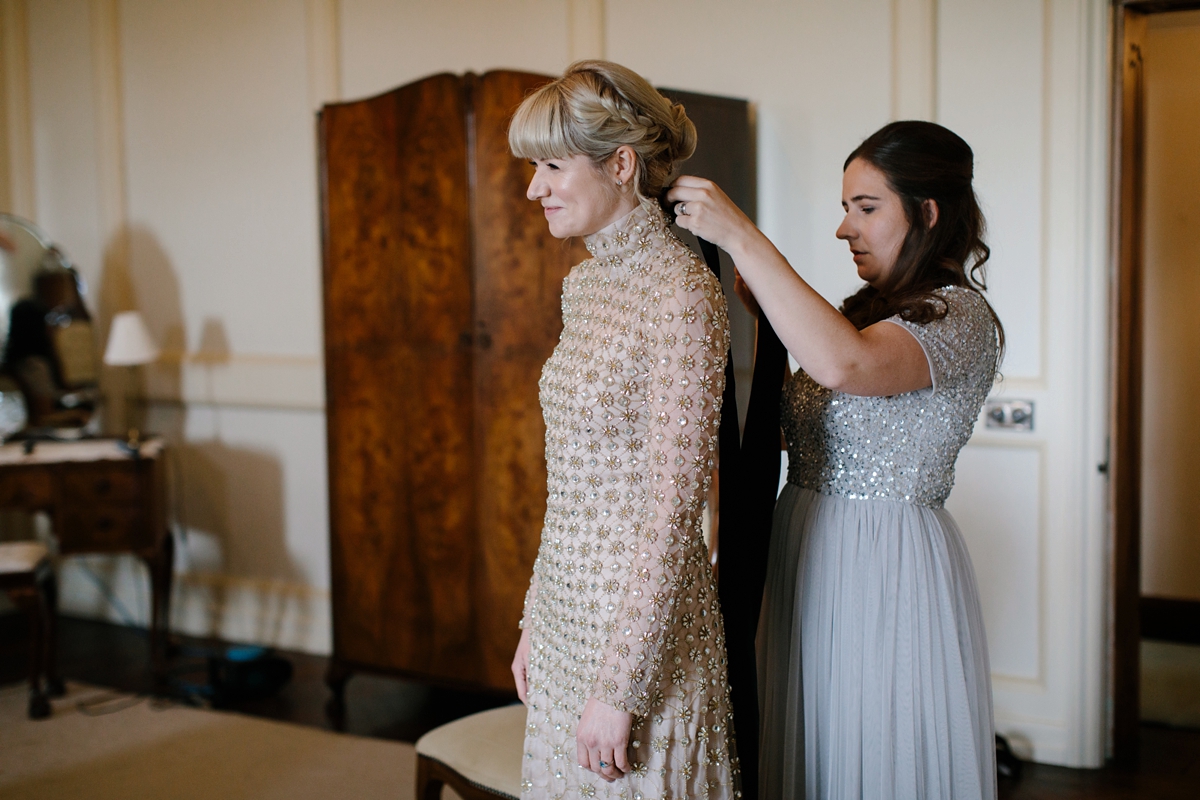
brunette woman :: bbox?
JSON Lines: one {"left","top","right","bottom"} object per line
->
{"left": 668, "top": 121, "right": 1001, "bottom": 800}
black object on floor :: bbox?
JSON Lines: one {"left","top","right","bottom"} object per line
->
{"left": 171, "top": 644, "right": 293, "bottom": 707}
{"left": 207, "top": 645, "right": 294, "bottom": 705}
{"left": 997, "top": 733, "right": 1024, "bottom": 782}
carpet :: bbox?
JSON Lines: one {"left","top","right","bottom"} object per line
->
{"left": 0, "top": 681, "right": 459, "bottom": 799}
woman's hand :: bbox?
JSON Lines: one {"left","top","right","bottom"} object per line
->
{"left": 512, "top": 627, "right": 531, "bottom": 704}
{"left": 576, "top": 697, "right": 632, "bottom": 782}
{"left": 665, "top": 175, "right": 758, "bottom": 253}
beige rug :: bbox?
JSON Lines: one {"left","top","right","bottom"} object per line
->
{"left": 0, "top": 681, "right": 460, "bottom": 799}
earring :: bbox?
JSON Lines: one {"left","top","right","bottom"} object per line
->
{"left": 617, "top": 180, "right": 623, "bottom": 186}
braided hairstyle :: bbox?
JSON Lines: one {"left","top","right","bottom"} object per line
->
{"left": 508, "top": 60, "right": 696, "bottom": 199}
{"left": 840, "top": 121, "right": 1004, "bottom": 358}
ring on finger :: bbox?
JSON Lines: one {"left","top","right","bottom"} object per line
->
{"left": 677, "top": 202, "right": 688, "bottom": 216}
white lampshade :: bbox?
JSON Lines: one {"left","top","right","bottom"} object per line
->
{"left": 104, "top": 311, "right": 160, "bottom": 366}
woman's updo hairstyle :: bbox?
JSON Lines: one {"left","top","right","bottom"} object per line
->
{"left": 840, "top": 120, "right": 1004, "bottom": 355}
{"left": 508, "top": 60, "right": 697, "bottom": 199}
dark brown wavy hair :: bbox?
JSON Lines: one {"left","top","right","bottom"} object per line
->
{"left": 839, "top": 121, "right": 1004, "bottom": 358}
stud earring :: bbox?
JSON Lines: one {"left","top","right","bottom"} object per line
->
{"left": 617, "top": 180, "right": 623, "bottom": 186}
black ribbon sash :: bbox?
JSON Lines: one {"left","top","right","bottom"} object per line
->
{"left": 696, "top": 237, "right": 787, "bottom": 800}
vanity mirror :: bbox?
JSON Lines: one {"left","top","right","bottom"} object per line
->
{"left": 0, "top": 214, "right": 99, "bottom": 435}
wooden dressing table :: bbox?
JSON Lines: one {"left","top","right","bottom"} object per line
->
{"left": 0, "top": 438, "right": 172, "bottom": 678}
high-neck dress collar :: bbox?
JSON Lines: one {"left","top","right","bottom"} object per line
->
{"left": 583, "top": 197, "right": 670, "bottom": 270}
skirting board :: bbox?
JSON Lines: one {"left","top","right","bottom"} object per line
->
{"left": 994, "top": 713, "right": 1070, "bottom": 766}
{"left": 1142, "top": 596, "right": 1200, "bottom": 645}
{"left": 57, "top": 554, "right": 332, "bottom": 655}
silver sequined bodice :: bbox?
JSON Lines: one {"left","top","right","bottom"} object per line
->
{"left": 782, "top": 286, "right": 998, "bottom": 508}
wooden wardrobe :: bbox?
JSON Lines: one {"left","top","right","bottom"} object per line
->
{"left": 320, "top": 70, "right": 584, "bottom": 699}
{"left": 320, "top": 71, "right": 754, "bottom": 701}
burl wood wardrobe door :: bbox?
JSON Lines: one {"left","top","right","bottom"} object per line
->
{"left": 321, "top": 75, "right": 480, "bottom": 683}
{"left": 469, "top": 72, "right": 589, "bottom": 686}
{"left": 322, "top": 70, "right": 586, "bottom": 691}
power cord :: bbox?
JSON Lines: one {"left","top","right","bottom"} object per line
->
{"left": 76, "top": 559, "right": 140, "bottom": 628}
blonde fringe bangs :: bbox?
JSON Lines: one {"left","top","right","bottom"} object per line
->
{"left": 508, "top": 84, "right": 585, "bottom": 162}
{"left": 507, "top": 61, "right": 696, "bottom": 197}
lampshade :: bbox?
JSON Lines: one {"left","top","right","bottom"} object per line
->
{"left": 104, "top": 311, "right": 160, "bottom": 366}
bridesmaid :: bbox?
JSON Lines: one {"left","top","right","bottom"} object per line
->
{"left": 667, "top": 121, "right": 1002, "bottom": 799}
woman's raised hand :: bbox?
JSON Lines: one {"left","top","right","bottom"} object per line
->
{"left": 512, "top": 626, "right": 531, "bottom": 704}
{"left": 576, "top": 697, "right": 632, "bottom": 782}
{"left": 665, "top": 175, "right": 756, "bottom": 253}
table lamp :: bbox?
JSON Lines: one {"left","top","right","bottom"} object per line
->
{"left": 103, "top": 311, "right": 159, "bottom": 448}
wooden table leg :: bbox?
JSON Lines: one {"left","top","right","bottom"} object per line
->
{"left": 7, "top": 584, "right": 51, "bottom": 719}
{"left": 146, "top": 530, "right": 175, "bottom": 686}
{"left": 37, "top": 561, "right": 64, "bottom": 697}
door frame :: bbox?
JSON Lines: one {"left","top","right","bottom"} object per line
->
{"left": 1109, "top": 0, "right": 1200, "bottom": 766}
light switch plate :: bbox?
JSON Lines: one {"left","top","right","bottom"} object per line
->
{"left": 984, "top": 399, "right": 1034, "bottom": 431}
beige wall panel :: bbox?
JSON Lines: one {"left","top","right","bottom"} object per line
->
{"left": 0, "top": 4, "right": 11, "bottom": 212}
{"left": 606, "top": 0, "right": 892, "bottom": 307}
{"left": 339, "top": 0, "right": 571, "bottom": 100}
{"left": 937, "top": 0, "right": 1044, "bottom": 382}
{"left": 948, "top": 444, "right": 1042, "bottom": 681}
{"left": 1, "top": 0, "right": 36, "bottom": 219}
{"left": 1141, "top": 11, "right": 1200, "bottom": 601}
{"left": 28, "top": 0, "right": 105, "bottom": 285}
{"left": 120, "top": 0, "right": 320, "bottom": 358}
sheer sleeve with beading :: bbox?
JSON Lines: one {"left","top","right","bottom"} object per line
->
{"left": 594, "top": 260, "right": 728, "bottom": 717}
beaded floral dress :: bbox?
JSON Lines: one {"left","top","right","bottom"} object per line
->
{"left": 758, "top": 286, "right": 999, "bottom": 800}
{"left": 519, "top": 198, "right": 739, "bottom": 800}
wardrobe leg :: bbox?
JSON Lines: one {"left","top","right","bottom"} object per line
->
{"left": 324, "top": 658, "right": 352, "bottom": 726}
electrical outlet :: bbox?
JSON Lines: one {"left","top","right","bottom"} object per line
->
{"left": 984, "top": 399, "right": 1034, "bottom": 431}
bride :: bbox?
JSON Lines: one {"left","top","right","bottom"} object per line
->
{"left": 508, "top": 60, "right": 740, "bottom": 799}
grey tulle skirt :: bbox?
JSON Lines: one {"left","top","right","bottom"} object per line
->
{"left": 757, "top": 484, "right": 996, "bottom": 800}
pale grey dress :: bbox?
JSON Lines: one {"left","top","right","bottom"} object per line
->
{"left": 758, "top": 286, "right": 999, "bottom": 800}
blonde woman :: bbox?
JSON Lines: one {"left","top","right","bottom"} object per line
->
{"left": 508, "top": 61, "right": 739, "bottom": 799}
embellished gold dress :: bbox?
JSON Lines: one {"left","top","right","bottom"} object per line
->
{"left": 519, "top": 198, "right": 739, "bottom": 800}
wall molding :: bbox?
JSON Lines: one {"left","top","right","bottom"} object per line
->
{"left": 305, "top": 0, "right": 341, "bottom": 111}
{"left": 958, "top": 438, "right": 1049, "bottom": 687}
{"left": 58, "top": 553, "right": 332, "bottom": 655}
{"left": 1070, "top": 0, "right": 1114, "bottom": 767}
{"left": 891, "top": 0, "right": 937, "bottom": 120}
{"left": 1036, "top": 0, "right": 1054, "bottom": 388}
{"left": 90, "top": 0, "right": 128, "bottom": 271}
{"left": 171, "top": 570, "right": 331, "bottom": 655}
{"left": 992, "top": 711, "right": 1070, "bottom": 762}
{"left": 144, "top": 352, "right": 325, "bottom": 411}
{"left": 568, "top": 0, "right": 605, "bottom": 62}
{"left": 0, "top": 0, "right": 35, "bottom": 219}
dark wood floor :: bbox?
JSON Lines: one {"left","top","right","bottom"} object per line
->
{"left": 3, "top": 614, "right": 1199, "bottom": 799}
{"left": 0, "top": 613, "right": 512, "bottom": 743}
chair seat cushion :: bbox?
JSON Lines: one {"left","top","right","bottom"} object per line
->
{"left": 415, "top": 703, "right": 526, "bottom": 797}
{"left": 0, "top": 541, "right": 49, "bottom": 575}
